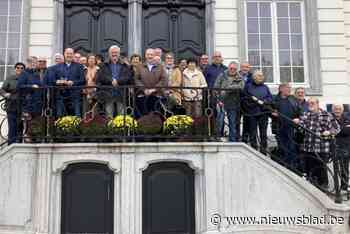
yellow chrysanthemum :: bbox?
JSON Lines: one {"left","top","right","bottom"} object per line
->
{"left": 163, "top": 115, "right": 193, "bottom": 135}
{"left": 108, "top": 115, "right": 138, "bottom": 129}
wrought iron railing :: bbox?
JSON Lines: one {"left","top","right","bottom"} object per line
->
{"left": 0, "top": 85, "right": 348, "bottom": 203}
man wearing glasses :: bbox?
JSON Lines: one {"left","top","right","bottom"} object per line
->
{"left": 0, "top": 63, "right": 26, "bottom": 144}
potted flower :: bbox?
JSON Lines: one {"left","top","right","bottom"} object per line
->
{"left": 107, "top": 115, "right": 138, "bottom": 136}
{"left": 163, "top": 115, "right": 194, "bottom": 136}
{"left": 54, "top": 116, "right": 81, "bottom": 140}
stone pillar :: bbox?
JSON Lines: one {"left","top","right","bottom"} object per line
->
{"left": 205, "top": 0, "right": 216, "bottom": 58}
{"left": 121, "top": 152, "right": 137, "bottom": 234}
{"left": 128, "top": 0, "right": 143, "bottom": 56}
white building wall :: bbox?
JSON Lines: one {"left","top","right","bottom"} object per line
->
{"left": 25, "top": 0, "right": 349, "bottom": 103}
{"left": 215, "top": 0, "right": 239, "bottom": 63}
{"left": 28, "top": 0, "right": 55, "bottom": 64}
{"left": 317, "top": 0, "right": 350, "bottom": 105}
{"left": 344, "top": 0, "right": 350, "bottom": 99}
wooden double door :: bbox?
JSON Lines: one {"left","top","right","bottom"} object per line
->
{"left": 64, "top": 0, "right": 205, "bottom": 58}
{"left": 61, "top": 162, "right": 195, "bottom": 234}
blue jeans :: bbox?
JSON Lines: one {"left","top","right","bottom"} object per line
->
{"left": 216, "top": 106, "right": 238, "bottom": 142}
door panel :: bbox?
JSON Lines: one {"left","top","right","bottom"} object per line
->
{"left": 98, "top": 7, "right": 128, "bottom": 57}
{"left": 143, "top": 8, "right": 171, "bottom": 52}
{"left": 143, "top": 162, "right": 195, "bottom": 234}
{"left": 142, "top": 2, "right": 205, "bottom": 59}
{"left": 176, "top": 7, "right": 205, "bottom": 58}
{"left": 61, "top": 163, "right": 114, "bottom": 234}
{"left": 64, "top": 1, "right": 128, "bottom": 56}
{"left": 64, "top": 7, "right": 95, "bottom": 55}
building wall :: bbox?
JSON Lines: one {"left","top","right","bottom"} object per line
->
{"left": 28, "top": 0, "right": 54, "bottom": 64}
{"left": 0, "top": 143, "right": 349, "bottom": 234}
{"left": 318, "top": 0, "right": 349, "bottom": 104}
{"left": 25, "top": 0, "right": 350, "bottom": 104}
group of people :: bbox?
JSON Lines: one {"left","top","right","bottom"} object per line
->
{"left": 1, "top": 45, "right": 350, "bottom": 190}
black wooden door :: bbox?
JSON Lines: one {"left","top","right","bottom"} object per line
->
{"left": 142, "top": 162, "right": 195, "bottom": 234}
{"left": 61, "top": 163, "right": 114, "bottom": 234}
{"left": 142, "top": 0, "right": 205, "bottom": 59}
{"left": 64, "top": 0, "right": 128, "bottom": 57}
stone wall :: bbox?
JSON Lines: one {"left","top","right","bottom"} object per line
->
{"left": 0, "top": 143, "right": 349, "bottom": 234}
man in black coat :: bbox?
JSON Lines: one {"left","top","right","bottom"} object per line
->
{"left": 96, "top": 45, "right": 133, "bottom": 118}
{"left": 332, "top": 104, "right": 350, "bottom": 190}
{"left": 272, "top": 83, "right": 302, "bottom": 168}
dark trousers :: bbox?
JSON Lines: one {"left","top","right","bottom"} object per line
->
{"left": 339, "top": 150, "right": 349, "bottom": 190}
{"left": 248, "top": 114, "right": 268, "bottom": 153}
{"left": 278, "top": 125, "right": 297, "bottom": 167}
{"left": 135, "top": 95, "right": 161, "bottom": 118}
{"left": 301, "top": 151, "right": 329, "bottom": 187}
{"left": 7, "top": 111, "right": 22, "bottom": 145}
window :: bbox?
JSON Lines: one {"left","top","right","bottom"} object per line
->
{"left": 246, "top": 1, "right": 307, "bottom": 84}
{"left": 0, "top": 0, "right": 24, "bottom": 81}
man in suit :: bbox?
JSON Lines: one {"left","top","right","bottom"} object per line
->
{"left": 96, "top": 45, "right": 133, "bottom": 118}
{"left": 134, "top": 48, "right": 167, "bottom": 117}
{"left": 45, "top": 48, "right": 85, "bottom": 117}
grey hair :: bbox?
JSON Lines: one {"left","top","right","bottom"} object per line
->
{"left": 253, "top": 70, "right": 264, "bottom": 78}
{"left": 228, "top": 61, "right": 238, "bottom": 67}
{"left": 54, "top": 53, "right": 63, "bottom": 58}
{"left": 332, "top": 103, "right": 344, "bottom": 112}
{"left": 108, "top": 45, "right": 121, "bottom": 54}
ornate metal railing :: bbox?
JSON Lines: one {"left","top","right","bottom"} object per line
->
{"left": 0, "top": 85, "right": 348, "bottom": 203}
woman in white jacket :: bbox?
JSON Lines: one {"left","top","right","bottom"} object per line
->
{"left": 182, "top": 58, "right": 208, "bottom": 118}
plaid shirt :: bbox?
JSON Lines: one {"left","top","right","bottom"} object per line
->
{"left": 299, "top": 110, "right": 340, "bottom": 153}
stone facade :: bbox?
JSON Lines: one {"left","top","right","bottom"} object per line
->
{"left": 23, "top": 0, "right": 350, "bottom": 104}
{"left": 0, "top": 143, "right": 349, "bottom": 234}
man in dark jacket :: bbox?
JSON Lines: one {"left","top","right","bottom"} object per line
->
{"left": 238, "top": 62, "right": 253, "bottom": 143}
{"left": 203, "top": 51, "right": 227, "bottom": 88}
{"left": 272, "top": 83, "right": 302, "bottom": 168}
{"left": 332, "top": 104, "right": 350, "bottom": 190}
{"left": 0, "top": 63, "right": 26, "bottom": 144}
{"left": 244, "top": 70, "right": 273, "bottom": 154}
{"left": 96, "top": 45, "right": 133, "bottom": 118}
{"left": 294, "top": 87, "right": 308, "bottom": 113}
{"left": 45, "top": 48, "right": 85, "bottom": 117}
{"left": 17, "top": 67, "right": 45, "bottom": 142}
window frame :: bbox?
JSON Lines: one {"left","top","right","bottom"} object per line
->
{"left": 238, "top": 0, "right": 322, "bottom": 95}
{"left": 0, "top": 0, "right": 26, "bottom": 82}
